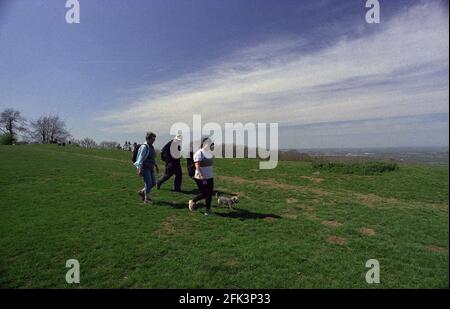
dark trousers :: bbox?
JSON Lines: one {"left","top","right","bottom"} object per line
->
{"left": 193, "top": 178, "right": 214, "bottom": 210}
{"left": 157, "top": 162, "right": 182, "bottom": 191}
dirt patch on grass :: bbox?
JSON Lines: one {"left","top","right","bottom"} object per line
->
{"left": 353, "top": 193, "right": 445, "bottom": 211}
{"left": 354, "top": 193, "right": 398, "bottom": 207}
{"left": 218, "top": 175, "right": 328, "bottom": 196}
{"left": 327, "top": 236, "right": 348, "bottom": 245}
{"left": 282, "top": 209, "right": 298, "bottom": 220}
{"left": 428, "top": 245, "right": 448, "bottom": 254}
{"left": 263, "top": 217, "right": 279, "bottom": 222}
{"left": 209, "top": 252, "right": 241, "bottom": 266}
{"left": 286, "top": 198, "right": 298, "bottom": 204}
{"left": 154, "top": 215, "right": 190, "bottom": 237}
{"left": 295, "top": 204, "right": 316, "bottom": 214}
{"left": 306, "top": 205, "right": 316, "bottom": 212}
{"left": 358, "top": 227, "right": 376, "bottom": 236}
{"left": 300, "top": 176, "right": 324, "bottom": 183}
{"left": 305, "top": 212, "right": 319, "bottom": 221}
{"left": 429, "top": 203, "right": 449, "bottom": 211}
{"left": 321, "top": 220, "right": 343, "bottom": 228}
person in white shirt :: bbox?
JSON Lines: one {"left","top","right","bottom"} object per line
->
{"left": 188, "top": 137, "right": 215, "bottom": 215}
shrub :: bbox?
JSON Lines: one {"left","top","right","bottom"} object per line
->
{"left": 312, "top": 159, "right": 398, "bottom": 175}
{"left": 0, "top": 133, "right": 16, "bottom": 145}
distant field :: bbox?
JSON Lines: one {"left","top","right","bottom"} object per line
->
{"left": 0, "top": 145, "right": 448, "bottom": 288}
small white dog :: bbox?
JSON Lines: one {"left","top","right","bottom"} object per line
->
{"left": 216, "top": 193, "right": 239, "bottom": 209}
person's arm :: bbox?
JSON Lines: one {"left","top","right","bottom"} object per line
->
{"left": 134, "top": 145, "right": 147, "bottom": 174}
{"left": 193, "top": 150, "right": 204, "bottom": 179}
{"left": 194, "top": 162, "right": 203, "bottom": 179}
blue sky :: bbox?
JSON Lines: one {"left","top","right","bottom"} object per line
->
{"left": 0, "top": 0, "right": 448, "bottom": 149}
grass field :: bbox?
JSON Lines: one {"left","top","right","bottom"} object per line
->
{"left": 0, "top": 144, "right": 448, "bottom": 288}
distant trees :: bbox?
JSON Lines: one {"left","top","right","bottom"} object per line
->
{"left": 0, "top": 108, "right": 124, "bottom": 149}
{"left": 79, "top": 137, "right": 97, "bottom": 148}
{"left": 29, "top": 115, "right": 70, "bottom": 144}
{"left": 0, "top": 108, "right": 75, "bottom": 145}
{"left": 99, "top": 141, "right": 121, "bottom": 150}
{"left": 0, "top": 108, "right": 28, "bottom": 137}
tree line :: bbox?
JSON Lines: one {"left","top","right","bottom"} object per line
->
{"left": 0, "top": 108, "right": 130, "bottom": 150}
{"left": 0, "top": 108, "right": 70, "bottom": 145}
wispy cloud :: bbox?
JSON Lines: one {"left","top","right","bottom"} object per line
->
{"left": 96, "top": 1, "right": 449, "bottom": 139}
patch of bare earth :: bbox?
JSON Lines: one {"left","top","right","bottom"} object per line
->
{"left": 306, "top": 205, "right": 316, "bottom": 212}
{"left": 321, "top": 220, "right": 343, "bottom": 228}
{"left": 428, "top": 245, "right": 448, "bottom": 254}
{"left": 295, "top": 204, "right": 307, "bottom": 210}
{"left": 354, "top": 193, "right": 398, "bottom": 208}
{"left": 358, "top": 227, "right": 376, "bottom": 236}
{"left": 209, "top": 252, "right": 241, "bottom": 268}
{"left": 354, "top": 193, "right": 445, "bottom": 211}
{"left": 327, "top": 236, "right": 348, "bottom": 245}
{"left": 218, "top": 175, "right": 328, "bottom": 196}
{"left": 296, "top": 204, "right": 318, "bottom": 221}
{"left": 305, "top": 212, "right": 318, "bottom": 221}
{"left": 282, "top": 209, "right": 298, "bottom": 220}
{"left": 154, "top": 215, "right": 189, "bottom": 237}
{"left": 300, "top": 176, "right": 325, "bottom": 184}
{"left": 286, "top": 198, "right": 298, "bottom": 204}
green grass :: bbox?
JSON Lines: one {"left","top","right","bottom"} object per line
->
{"left": 0, "top": 145, "right": 448, "bottom": 288}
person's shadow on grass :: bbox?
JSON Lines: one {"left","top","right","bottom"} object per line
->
{"left": 162, "top": 188, "right": 236, "bottom": 196}
{"left": 157, "top": 201, "right": 282, "bottom": 221}
{"left": 214, "top": 208, "right": 282, "bottom": 221}
{"left": 157, "top": 200, "right": 188, "bottom": 209}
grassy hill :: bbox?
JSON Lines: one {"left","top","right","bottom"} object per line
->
{"left": 0, "top": 144, "right": 448, "bottom": 288}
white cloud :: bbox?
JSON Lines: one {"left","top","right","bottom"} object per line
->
{"left": 96, "top": 1, "right": 449, "bottom": 137}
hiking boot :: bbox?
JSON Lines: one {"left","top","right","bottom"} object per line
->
{"left": 144, "top": 199, "right": 153, "bottom": 205}
{"left": 204, "top": 209, "right": 213, "bottom": 216}
{"left": 188, "top": 200, "right": 196, "bottom": 211}
{"left": 137, "top": 190, "right": 145, "bottom": 201}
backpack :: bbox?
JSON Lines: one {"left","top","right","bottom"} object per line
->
{"left": 187, "top": 158, "right": 195, "bottom": 178}
{"left": 131, "top": 144, "right": 148, "bottom": 163}
{"left": 160, "top": 141, "right": 171, "bottom": 162}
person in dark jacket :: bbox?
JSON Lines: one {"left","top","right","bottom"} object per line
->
{"left": 156, "top": 134, "right": 183, "bottom": 192}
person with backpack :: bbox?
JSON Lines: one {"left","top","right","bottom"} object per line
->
{"left": 133, "top": 132, "right": 159, "bottom": 205}
{"left": 188, "top": 137, "right": 215, "bottom": 215}
{"left": 186, "top": 150, "right": 195, "bottom": 179}
{"left": 156, "top": 134, "right": 183, "bottom": 192}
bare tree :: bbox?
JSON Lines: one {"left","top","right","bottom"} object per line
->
{"left": 30, "top": 115, "right": 70, "bottom": 144}
{"left": 99, "top": 141, "right": 120, "bottom": 149}
{"left": 80, "top": 137, "right": 97, "bottom": 148}
{"left": 0, "top": 108, "right": 27, "bottom": 137}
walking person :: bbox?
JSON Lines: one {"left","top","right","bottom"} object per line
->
{"left": 134, "top": 132, "right": 159, "bottom": 205}
{"left": 156, "top": 134, "right": 183, "bottom": 192}
{"left": 188, "top": 137, "right": 215, "bottom": 215}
